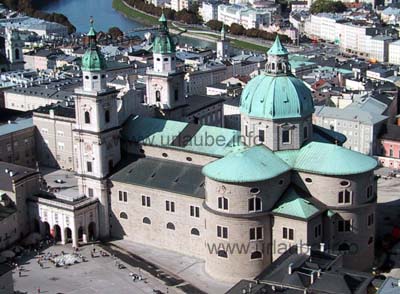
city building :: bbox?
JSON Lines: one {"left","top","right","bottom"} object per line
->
{"left": 0, "top": 16, "right": 68, "bottom": 36}
{"left": 0, "top": 118, "right": 36, "bottom": 168}
{"left": 218, "top": 4, "right": 272, "bottom": 29}
{"left": 388, "top": 40, "right": 400, "bottom": 65}
{"left": 108, "top": 37, "right": 378, "bottom": 282}
{"left": 33, "top": 103, "right": 76, "bottom": 170}
{"left": 0, "top": 162, "right": 40, "bottom": 248}
{"left": 314, "top": 102, "right": 388, "bottom": 155}
{"left": 0, "top": 18, "right": 379, "bottom": 286}
{"left": 227, "top": 245, "right": 374, "bottom": 294}
{"left": 200, "top": 1, "right": 219, "bottom": 22}
{"left": 5, "top": 28, "right": 24, "bottom": 71}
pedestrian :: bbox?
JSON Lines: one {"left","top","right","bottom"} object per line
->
{"left": 37, "top": 287, "right": 40, "bottom": 294}
{"left": 18, "top": 270, "right": 21, "bottom": 277}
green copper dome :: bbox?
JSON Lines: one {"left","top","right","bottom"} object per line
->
{"left": 82, "top": 50, "right": 106, "bottom": 71}
{"left": 153, "top": 13, "right": 176, "bottom": 54}
{"left": 240, "top": 74, "right": 314, "bottom": 120}
{"left": 202, "top": 145, "right": 291, "bottom": 183}
{"left": 275, "top": 141, "right": 377, "bottom": 176}
{"left": 81, "top": 18, "right": 106, "bottom": 72}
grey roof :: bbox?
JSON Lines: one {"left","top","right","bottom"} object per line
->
{"left": 184, "top": 95, "right": 224, "bottom": 116}
{"left": 378, "top": 277, "right": 400, "bottom": 294}
{"left": 254, "top": 246, "right": 373, "bottom": 294}
{"left": 314, "top": 105, "right": 388, "bottom": 125}
{"left": 0, "top": 204, "right": 16, "bottom": 221}
{"left": 110, "top": 156, "right": 205, "bottom": 198}
{"left": 0, "top": 162, "right": 37, "bottom": 192}
{"left": 34, "top": 103, "right": 75, "bottom": 119}
{"left": 0, "top": 118, "right": 33, "bottom": 137}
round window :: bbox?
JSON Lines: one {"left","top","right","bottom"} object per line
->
{"left": 305, "top": 178, "right": 312, "bottom": 183}
{"left": 162, "top": 153, "right": 168, "bottom": 158}
{"left": 340, "top": 180, "right": 350, "bottom": 187}
{"left": 186, "top": 157, "right": 192, "bottom": 162}
{"left": 250, "top": 187, "right": 260, "bottom": 194}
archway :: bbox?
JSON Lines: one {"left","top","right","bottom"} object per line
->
{"left": 43, "top": 222, "right": 50, "bottom": 237}
{"left": 53, "top": 225, "right": 61, "bottom": 242}
{"left": 64, "top": 227, "right": 72, "bottom": 243}
{"left": 33, "top": 219, "right": 40, "bottom": 233}
{"left": 78, "top": 226, "right": 84, "bottom": 242}
{"left": 88, "top": 222, "right": 96, "bottom": 241}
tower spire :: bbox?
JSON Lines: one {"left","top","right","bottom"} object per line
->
{"left": 265, "top": 35, "right": 291, "bottom": 76}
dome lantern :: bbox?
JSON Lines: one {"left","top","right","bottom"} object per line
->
{"left": 265, "top": 36, "right": 291, "bottom": 76}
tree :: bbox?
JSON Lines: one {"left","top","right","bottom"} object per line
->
{"left": 108, "top": 27, "right": 124, "bottom": 40}
{"left": 310, "top": 0, "right": 347, "bottom": 14}
{"left": 206, "top": 20, "right": 222, "bottom": 31}
{"left": 230, "top": 23, "right": 245, "bottom": 35}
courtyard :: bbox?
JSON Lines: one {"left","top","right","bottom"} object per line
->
{"left": 12, "top": 243, "right": 178, "bottom": 294}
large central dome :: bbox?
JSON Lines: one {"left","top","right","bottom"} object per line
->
{"left": 240, "top": 74, "right": 314, "bottom": 120}
{"left": 240, "top": 36, "right": 314, "bottom": 120}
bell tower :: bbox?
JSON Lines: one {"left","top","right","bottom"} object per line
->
{"left": 5, "top": 28, "right": 24, "bottom": 70}
{"left": 145, "top": 14, "right": 186, "bottom": 111}
{"left": 216, "top": 26, "right": 230, "bottom": 60}
{"left": 73, "top": 18, "right": 121, "bottom": 239}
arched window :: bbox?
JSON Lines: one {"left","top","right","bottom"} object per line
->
{"left": 338, "top": 243, "right": 350, "bottom": 252}
{"left": 217, "top": 250, "right": 227, "bottom": 258}
{"left": 250, "top": 251, "right": 262, "bottom": 260}
{"left": 217, "top": 197, "right": 228, "bottom": 210}
{"left": 108, "top": 160, "right": 113, "bottom": 172}
{"left": 143, "top": 217, "right": 151, "bottom": 224}
{"left": 248, "top": 197, "right": 262, "bottom": 212}
{"left": 105, "top": 110, "right": 110, "bottom": 123}
{"left": 155, "top": 90, "right": 161, "bottom": 102}
{"left": 84, "top": 111, "right": 90, "bottom": 124}
{"left": 174, "top": 89, "right": 179, "bottom": 101}
{"left": 304, "top": 126, "right": 308, "bottom": 139}
{"left": 191, "top": 228, "right": 200, "bottom": 236}
{"left": 166, "top": 222, "right": 175, "bottom": 230}
{"left": 120, "top": 212, "right": 128, "bottom": 219}
{"left": 15, "top": 48, "right": 20, "bottom": 60}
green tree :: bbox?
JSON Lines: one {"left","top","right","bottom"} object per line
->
{"left": 230, "top": 23, "right": 245, "bottom": 35}
{"left": 310, "top": 0, "right": 347, "bottom": 14}
{"left": 108, "top": 27, "right": 124, "bottom": 39}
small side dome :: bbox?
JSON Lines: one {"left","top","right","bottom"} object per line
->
{"left": 202, "top": 145, "right": 291, "bottom": 183}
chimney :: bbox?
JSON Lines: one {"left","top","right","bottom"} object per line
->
{"left": 288, "top": 262, "right": 294, "bottom": 275}
{"left": 320, "top": 243, "right": 325, "bottom": 252}
{"left": 9, "top": 171, "right": 14, "bottom": 177}
{"left": 49, "top": 109, "right": 55, "bottom": 119}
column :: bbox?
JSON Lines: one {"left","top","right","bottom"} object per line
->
{"left": 60, "top": 227, "right": 66, "bottom": 245}
{"left": 72, "top": 228, "right": 79, "bottom": 248}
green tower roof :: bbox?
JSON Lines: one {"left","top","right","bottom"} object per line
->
{"left": 268, "top": 35, "right": 289, "bottom": 56}
{"left": 153, "top": 13, "right": 176, "bottom": 54}
{"left": 82, "top": 18, "right": 106, "bottom": 72}
{"left": 272, "top": 187, "right": 321, "bottom": 220}
{"left": 240, "top": 74, "right": 314, "bottom": 120}
{"left": 202, "top": 145, "right": 291, "bottom": 183}
{"left": 275, "top": 141, "right": 377, "bottom": 176}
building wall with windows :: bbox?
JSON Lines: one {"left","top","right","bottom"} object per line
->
{"left": 33, "top": 108, "right": 75, "bottom": 170}
{"left": 0, "top": 118, "right": 36, "bottom": 168}
{"left": 271, "top": 215, "right": 323, "bottom": 261}
{"left": 110, "top": 181, "right": 205, "bottom": 258}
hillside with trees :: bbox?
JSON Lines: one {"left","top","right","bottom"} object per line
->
{"left": 0, "top": 0, "right": 76, "bottom": 33}
{"left": 310, "top": 0, "right": 347, "bottom": 14}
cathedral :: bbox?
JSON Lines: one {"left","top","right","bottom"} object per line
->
{"left": 27, "top": 15, "right": 377, "bottom": 283}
